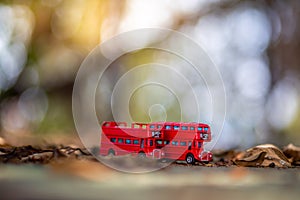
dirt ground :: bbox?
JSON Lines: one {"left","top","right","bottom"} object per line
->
{"left": 0, "top": 155, "right": 300, "bottom": 200}
{"left": 1, "top": 143, "right": 300, "bottom": 199}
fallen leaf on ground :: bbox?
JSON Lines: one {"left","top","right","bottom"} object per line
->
{"left": 283, "top": 143, "right": 300, "bottom": 166}
{"left": 0, "top": 145, "right": 92, "bottom": 164}
{"left": 233, "top": 144, "right": 291, "bottom": 168}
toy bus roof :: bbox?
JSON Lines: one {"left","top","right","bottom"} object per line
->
{"left": 149, "top": 121, "right": 208, "bottom": 126}
{"left": 102, "top": 121, "right": 209, "bottom": 127}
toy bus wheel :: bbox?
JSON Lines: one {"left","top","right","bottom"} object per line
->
{"left": 138, "top": 152, "right": 146, "bottom": 158}
{"left": 186, "top": 154, "right": 195, "bottom": 165}
{"left": 108, "top": 149, "right": 115, "bottom": 156}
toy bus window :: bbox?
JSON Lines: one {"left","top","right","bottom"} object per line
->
{"left": 103, "top": 123, "right": 109, "bottom": 127}
{"left": 165, "top": 125, "right": 171, "bottom": 130}
{"left": 150, "top": 125, "right": 155, "bottom": 129}
{"left": 118, "top": 138, "right": 124, "bottom": 143}
{"left": 156, "top": 140, "right": 163, "bottom": 145}
{"left": 164, "top": 140, "right": 170, "bottom": 145}
{"left": 149, "top": 140, "right": 153, "bottom": 146}
{"left": 174, "top": 126, "right": 179, "bottom": 130}
{"left": 172, "top": 141, "right": 178, "bottom": 146}
{"left": 133, "top": 124, "right": 139, "bottom": 128}
{"left": 133, "top": 139, "right": 139, "bottom": 145}
{"left": 181, "top": 126, "right": 188, "bottom": 130}
{"left": 157, "top": 125, "right": 162, "bottom": 129}
{"left": 188, "top": 141, "right": 192, "bottom": 147}
{"left": 204, "top": 127, "right": 209, "bottom": 131}
{"left": 198, "top": 142, "right": 202, "bottom": 148}
{"left": 190, "top": 126, "right": 195, "bottom": 130}
{"left": 125, "top": 139, "right": 131, "bottom": 144}
{"left": 118, "top": 123, "right": 126, "bottom": 127}
{"left": 198, "top": 127, "right": 202, "bottom": 131}
{"left": 110, "top": 138, "right": 116, "bottom": 143}
{"left": 180, "top": 141, "right": 187, "bottom": 146}
{"left": 142, "top": 125, "right": 147, "bottom": 129}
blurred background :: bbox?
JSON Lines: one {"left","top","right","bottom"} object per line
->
{"left": 0, "top": 0, "right": 300, "bottom": 149}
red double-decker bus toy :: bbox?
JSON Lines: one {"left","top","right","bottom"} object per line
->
{"left": 100, "top": 121, "right": 213, "bottom": 164}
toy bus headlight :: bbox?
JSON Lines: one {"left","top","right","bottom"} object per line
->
{"left": 199, "top": 151, "right": 212, "bottom": 160}
{"left": 161, "top": 152, "right": 165, "bottom": 156}
{"left": 149, "top": 152, "right": 153, "bottom": 156}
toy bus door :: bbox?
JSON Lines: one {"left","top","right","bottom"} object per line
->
{"left": 140, "top": 139, "right": 144, "bottom": 149}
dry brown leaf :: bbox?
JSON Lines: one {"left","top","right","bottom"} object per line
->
{"left": 283, "top": 143, "right": 300, "bottom": 166}
{"left": 233, "top": 151, "right": 267, "bottom": 167}
{"left": 233, "top": 144, "right": 291, "bottom": 168}
{"left": 21, "top": 152, "right": 54, "bottom": 163}
{"left": 0, "top": 145, "right": 92, "bottom": 164}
